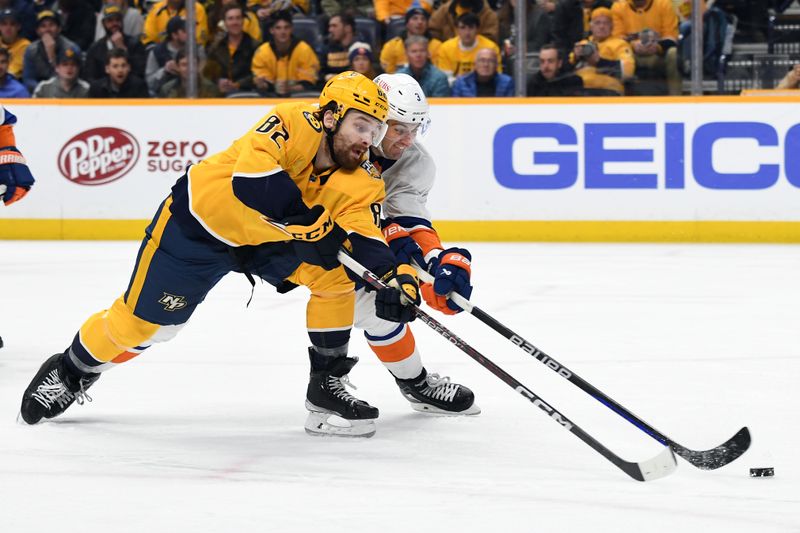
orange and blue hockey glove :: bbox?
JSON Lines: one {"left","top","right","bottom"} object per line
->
{"left": 382, "top": 221, "right": 426, "bottom": 269}
{"left": 0, "top": 123, "right": 34, "bottom": 206}
{"left": 422, "top": 248, "right": 472, "bottom": 315}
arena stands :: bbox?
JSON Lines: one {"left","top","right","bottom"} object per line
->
{"left": 0, "top": 0, "right": 794, "bottom": 99}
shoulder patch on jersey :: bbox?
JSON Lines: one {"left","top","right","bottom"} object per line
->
{"left": 303, "top": 111, "right": 323, "bottom": 133}
{"left": 360, "top": 159, "right": 382, "bottom": 180}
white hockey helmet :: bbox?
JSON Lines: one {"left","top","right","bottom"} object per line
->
{"left": 373, "top": 73, "right": 430, "bottom": 133}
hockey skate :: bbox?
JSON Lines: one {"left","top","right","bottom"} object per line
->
{"left": 396, "top": 368, "right": 480, "bottom": 415}
{"left": 305, "top": 350, "right": 379, "bottom": 438}
{"left": 19, "top": 353, "right": 100, "bottom": 425}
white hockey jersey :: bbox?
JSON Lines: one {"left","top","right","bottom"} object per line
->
{"left": 379, "top": 140, "right": 436, "bottom": 223}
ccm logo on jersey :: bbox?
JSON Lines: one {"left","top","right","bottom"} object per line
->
{"left": 493, "top": 121, "right": 800, "bottom": 190}
{"left": 58, "top": 127, "right": 139, "bottom": 185}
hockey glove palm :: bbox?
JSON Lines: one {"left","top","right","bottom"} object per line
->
{"left": 375, "top": 264, "right": 420, "bottom": 323}
{"left": 0, "top": 147, "right": 34, "bottom": 206}
{"left": 382, "top": 222, "right": 426, "bottom": 268}
{"left": 267, "top": 204, "right": 347, "bottom": 270}
{"left": 422, "top": 248, "right": 472, "bottom": 315}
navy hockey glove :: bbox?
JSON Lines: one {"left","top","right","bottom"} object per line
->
{"left": 268, "top": 204, "right": 347, "bottom": 270}
{"left": 422, "top": 248, "right": 472, "bottom": 314}
{"left": 382, "top": 222, "right": 426, "bottom": 269}
{"left": 0, "top": 147, "right": 34, "bottom": 206}
{"left": 375, "top": 264, "right": 420, "bottom": 323}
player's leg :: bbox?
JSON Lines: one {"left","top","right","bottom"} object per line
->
{"left": 20, "top": 198, "right": 232, "bottom": 424}
{"left": 287, "top": 264, "right": 379, "bottom": 437}
{"left": 354, "top": 288, "right": 480, "bottom": 415}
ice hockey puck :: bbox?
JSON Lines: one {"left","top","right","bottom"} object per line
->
{"left": 749, "top": 467, "right": 774, "bottom": 477}
{"left": 0, "top": 336, "right": 3, "bottom": 349}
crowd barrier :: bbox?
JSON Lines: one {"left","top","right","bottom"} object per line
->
{"left": 1, "top": 95, "right": 799, "bottom": 242}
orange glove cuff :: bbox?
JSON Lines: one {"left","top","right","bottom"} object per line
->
{"left": 421, "top": 282, "right": 458, "bottom": 315}
{"left": 439, "top": 251, "right": 472, "bottom": 277}
{"left": 4, "top": 187, "right": 28, "bottom": 206}
{"left": 382, "top": 222, "right": 410, "bottom": 243}
{"left": 0, "top": 125, "right": 15, "bottom": 148}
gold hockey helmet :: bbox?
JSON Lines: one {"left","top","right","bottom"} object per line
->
{"left": 319, "top": 71, "right": 389, "bottom": 126}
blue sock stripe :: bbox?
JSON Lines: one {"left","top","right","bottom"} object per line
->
{"left": 364, "top": 323, "right": 405, "bottom": 342}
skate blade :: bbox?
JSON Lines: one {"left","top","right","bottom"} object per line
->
{"left": 409, "top": 402, "right": 481, "bottom": 416}
{"left": 304, "top": 410, "right": 377, "bottom": 438}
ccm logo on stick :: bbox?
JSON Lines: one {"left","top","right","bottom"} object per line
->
{"left": 515, "top": 387, "right": 573, "bottom": 430}
{"left": 493, "top": 122, "right": 800, "bottom": 190}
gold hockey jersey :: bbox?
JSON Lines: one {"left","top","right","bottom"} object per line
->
{"left": 176, "top": 101, "right": 385, "bottom": 248}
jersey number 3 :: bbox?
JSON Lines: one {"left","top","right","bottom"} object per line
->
{"left": 256, "top": 115, "right": 290, "bottom": 148}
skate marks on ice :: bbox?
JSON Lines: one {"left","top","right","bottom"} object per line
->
{"left": 0, "top": 242, "right": 799, "bottom": 532}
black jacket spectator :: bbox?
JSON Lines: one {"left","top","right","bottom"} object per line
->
{"left": 527, "top": 70, "right": 584, "bottom": 96}
{"left": 85, "top": 35, "right": 147, "bottom": 82}
{"left": 57, "top": 0, "right": 96, "bottom": 50}
{"left": 89, "top": 74, "right": 149, "bottom": 97}
{"left": 204, "top": 29, "right": 257, "bottom": 92}
{"left": 22, "top": 30, "right": 80, "bottom": 92}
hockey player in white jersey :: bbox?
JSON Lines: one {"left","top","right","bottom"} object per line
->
{"left": 309, "top": 73, "right": 479, "bottom": 434}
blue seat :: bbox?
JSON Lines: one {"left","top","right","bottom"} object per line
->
{"left": 354, "top": 17, "right": 381, "bottom": 51}
{"left": 293, "top": 15, "right": 323, "bottom": 53}
{"left": 386, "top": 18, "right": 406, "bottom": 41}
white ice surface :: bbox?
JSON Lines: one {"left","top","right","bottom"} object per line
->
{"left": 0, "top": 241, "right": 798, "bottom": 533}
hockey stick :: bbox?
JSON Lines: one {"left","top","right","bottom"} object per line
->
{"left": 415, "top": 268, "right": 751, "bottom": 470}
{"left": 338, "top": 251, "right": 677, "bottom": 482}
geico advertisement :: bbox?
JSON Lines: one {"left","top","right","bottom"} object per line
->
{"left": 423, "top": 101, "right": 800, "bottom": 221}
{"left": 3, "top": 101, "right": 800, "bottom": 221}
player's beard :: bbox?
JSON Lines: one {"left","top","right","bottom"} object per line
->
{"left": 332, "top": 132, "right": 367, "bottom": 171}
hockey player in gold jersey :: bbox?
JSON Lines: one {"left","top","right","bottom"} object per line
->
{"left": 19, "top": 72, "right": 421, "bottom": 438}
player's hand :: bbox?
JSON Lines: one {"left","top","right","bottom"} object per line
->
{"left": 382, "top": 222, "right": 426, "bottom": 269}
{"left": 375, "top": 264, "right": 420, "bottom": 323}
{"left": 423, "top": 248, "right": 472, "bottom": 314}
{"left": 0, "top": 147, "right": 34, "bottom": 206}
{"left": 268, "top": 204, "right": 347, "bottom": 270}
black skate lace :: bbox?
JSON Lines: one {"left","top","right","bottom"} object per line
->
{"left": 417, "top": 373, "right": 459, "bottom": 402}
{"left": 327, "top": 375, "right": 360, "bottom": 405}
{"left": 31, "top": 370, "right": 93, "bottom": 409}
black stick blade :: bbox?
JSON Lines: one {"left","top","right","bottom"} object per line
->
{"left": 671, "top": 427, "right": 751, "bottom": 470}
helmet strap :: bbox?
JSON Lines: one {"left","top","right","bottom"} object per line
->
{"left": 325, "top": 127, "right": 339, "bottom": 166}
{"left": 317, "top": 102, "right": 341, "bottom": 167}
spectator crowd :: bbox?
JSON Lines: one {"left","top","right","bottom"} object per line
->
{"left": 0, "top": 0, "right": 788, "bottom": 99}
